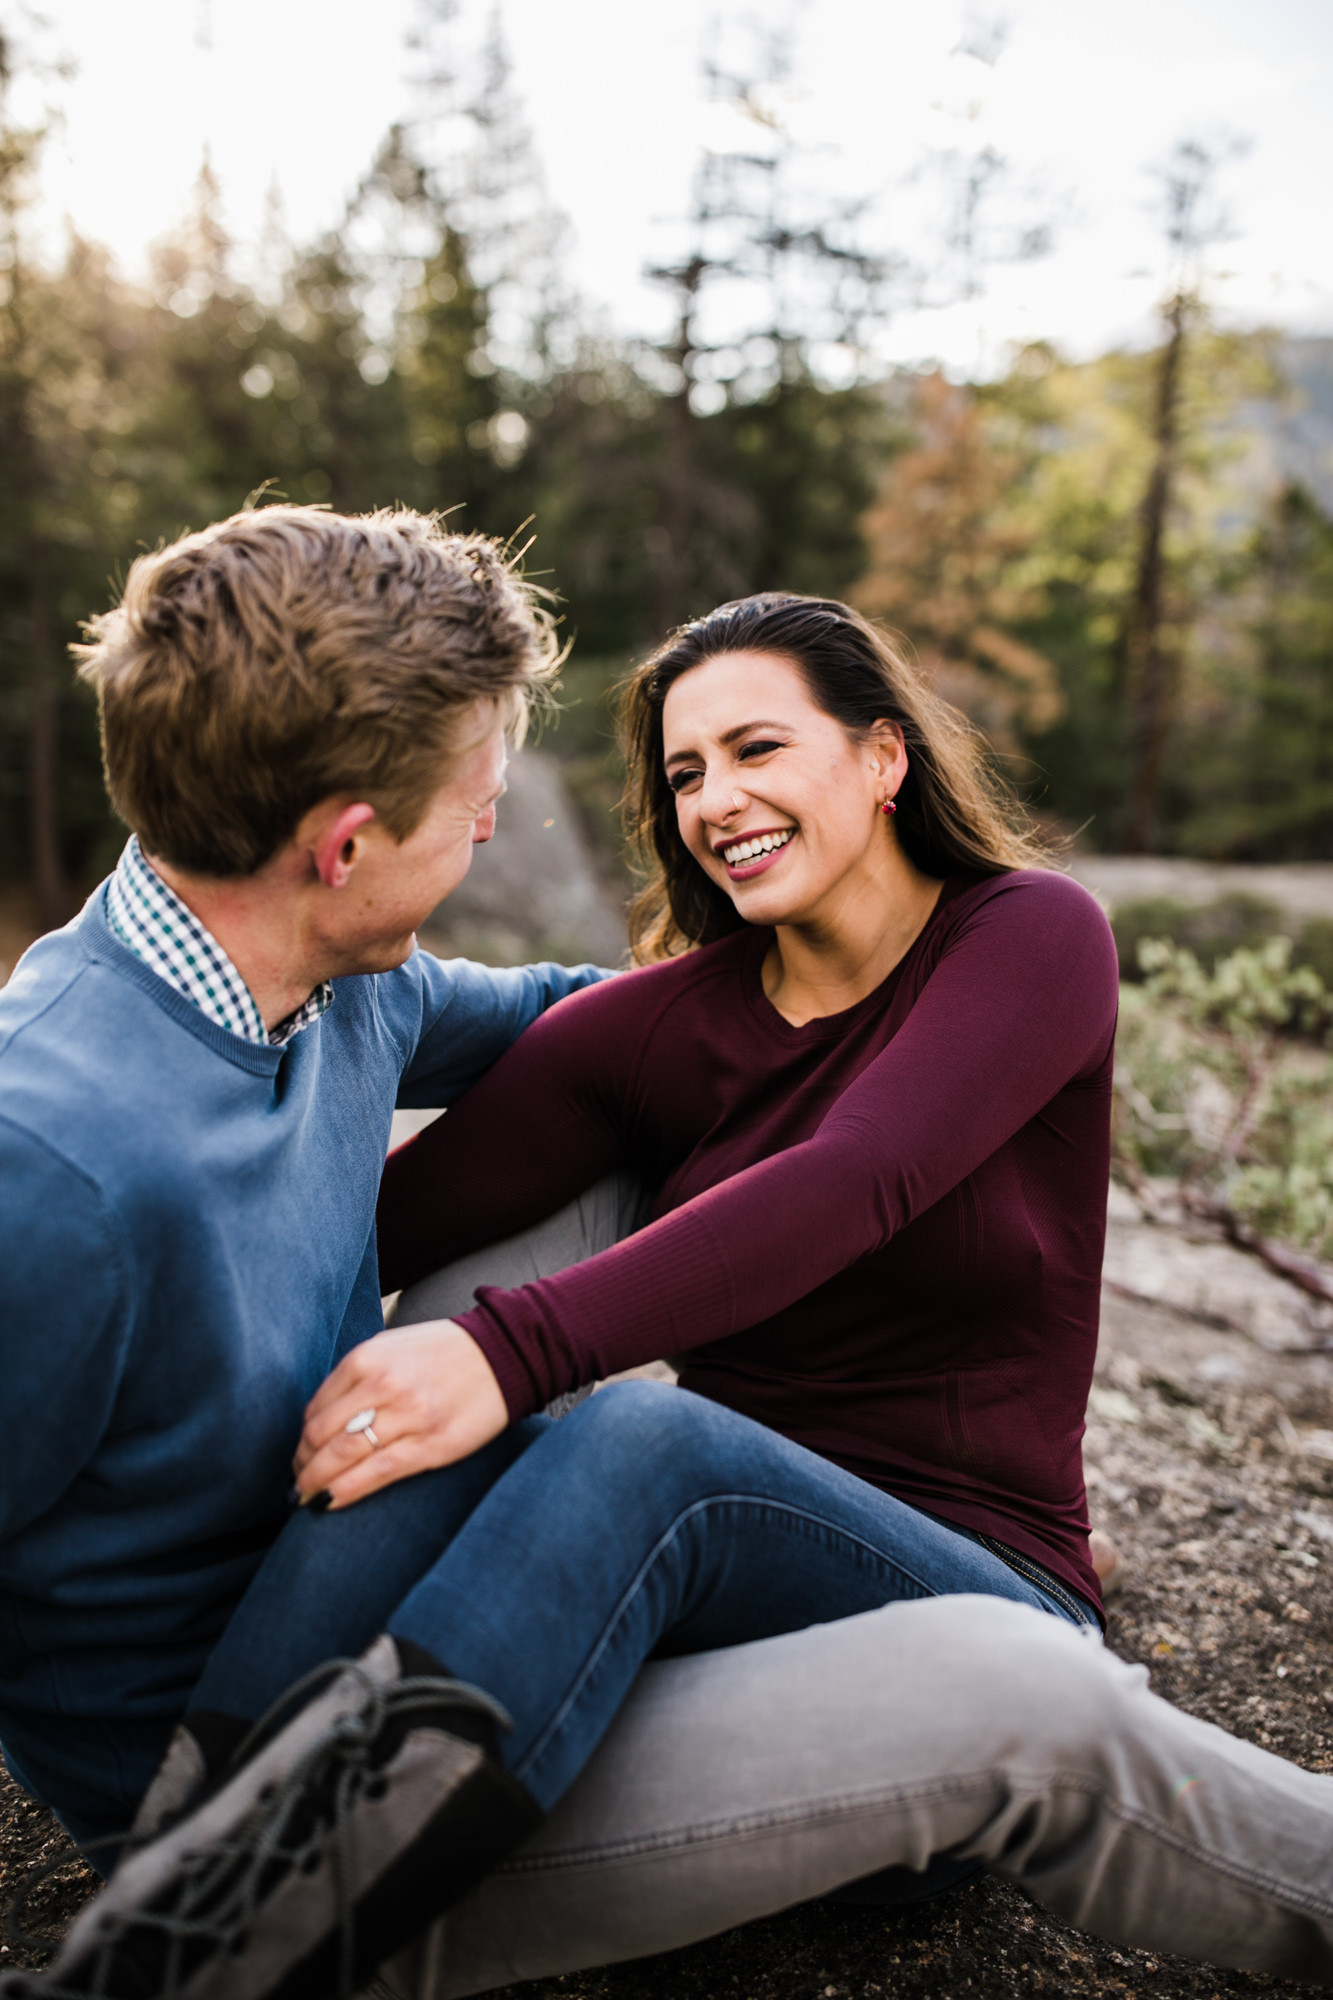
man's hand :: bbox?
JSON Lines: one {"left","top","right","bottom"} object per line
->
{"left": 294, "top": 1320, "right": 508, "bottom": 1508}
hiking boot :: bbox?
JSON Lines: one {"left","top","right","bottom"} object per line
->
{"left": 2, "top": 1635, "right": 541, "bottom": 2000}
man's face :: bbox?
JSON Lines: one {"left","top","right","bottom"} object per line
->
{"left": 325, "top": 710, "right": 508, "bottom": 975}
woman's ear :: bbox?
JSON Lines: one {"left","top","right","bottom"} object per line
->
{"left": 867, "top": 721, "right": 907, "bottom": 783}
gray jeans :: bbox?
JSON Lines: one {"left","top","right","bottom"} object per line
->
{"left": 374, "top": 1182, "right": 1333, "bottom": 1994}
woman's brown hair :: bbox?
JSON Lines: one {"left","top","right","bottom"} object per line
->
{"left": 620, "top": 592, "right": 1052, "bottom": 963}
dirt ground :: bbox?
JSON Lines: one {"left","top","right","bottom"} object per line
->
{"left": 5, "top": 1274, "right": 1333, "bottom": 1998}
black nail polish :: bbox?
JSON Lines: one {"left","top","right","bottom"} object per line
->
{"left": 287, "top": 1482, "right": 302, "bottom": 1508}
{"left": 308, "top": 1489, "right": 334, "bottom": 1515}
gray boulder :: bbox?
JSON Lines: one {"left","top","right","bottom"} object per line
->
{"left": 419, "top": 749, "right": 629, "bottom": 969}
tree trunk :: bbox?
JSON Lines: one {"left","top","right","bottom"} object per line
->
{"left": 1120, "top": 293, "right": 1187, "bottom": 854}
{"left": 26, "top": 548, "right": 67, "bottom": 932}
{"left": 652, "top": 264, "right": 703, "bottom": 637}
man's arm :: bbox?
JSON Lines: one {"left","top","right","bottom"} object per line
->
{"left": 0, "top": 1120, "right": 132, "bottom": 1541}
{"left": 392, "top": 951, "right": 614, "bottom": 1110}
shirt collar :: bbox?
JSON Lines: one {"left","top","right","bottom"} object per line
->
{"left": 105, "top": 836, "right": 332, "bottom": 1047}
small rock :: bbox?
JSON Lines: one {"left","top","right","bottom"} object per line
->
{"left": 1103, "top": 1214, "right": 1333, "bottom": 1352}
{"left": 1293, "top": 1507, "right": 1333, "bottom": 1543}
{"left": 1088, "top": 1385, "right": 1140, "bottom": 1425}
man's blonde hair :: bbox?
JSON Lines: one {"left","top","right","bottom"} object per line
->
{"left": 76, "top": 506, "right": 560, "bottom": 877}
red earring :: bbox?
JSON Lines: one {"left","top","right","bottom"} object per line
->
{"left": 881, "top": 798, "right": 897, "bottom": 817}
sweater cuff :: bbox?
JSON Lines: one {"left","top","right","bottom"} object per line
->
{"left": 453, "top": 1304, "right": 545, "bottom": 1422}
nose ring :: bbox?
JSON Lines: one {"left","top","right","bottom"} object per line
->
{"left": 730, "top": 792, "right": 745, "bottom": 811}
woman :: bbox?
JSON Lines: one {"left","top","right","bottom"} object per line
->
{"left": 349, "top": 589, "right": 1118, "bottom": 1624}
{"left": 41, "top": 599, "right": 1333, "bottom": 2000}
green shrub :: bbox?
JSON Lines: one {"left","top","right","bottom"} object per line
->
{"left": 1135, "top": 933, "right": 1333, "bottom": 1042}
{"left": 1113, "top": 935, "right": 1333, "bottom": 1260}
{"left": 1110, "top": 893, "right": 1285, "bottom": 979}
{"left": 1111, "top": 893, "right": 1333, "bottom": 992}
{"left": 1293, "top": 916, "right": 1333, "bottom": 989}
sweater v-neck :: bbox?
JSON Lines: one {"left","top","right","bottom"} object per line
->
{"left": 82, "top": 893, "right": 288, "bottom": 1076}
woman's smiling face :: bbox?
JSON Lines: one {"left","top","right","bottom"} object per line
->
{"left": 661, "top": 649, "right": 905, "bottom": 931}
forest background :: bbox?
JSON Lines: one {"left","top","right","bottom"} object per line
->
{"left": 7, "top": 14, "right": 1333, "bottom": 1988}
{"left": 2, "top": 2, "right": 1332, "bottom": 940}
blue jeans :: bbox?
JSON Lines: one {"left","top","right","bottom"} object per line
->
{"left": 192, "top": 1383, "right": 1093, "bottom": 1815}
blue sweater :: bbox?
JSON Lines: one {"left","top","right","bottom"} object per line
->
{"left": 0, "top": 890, "right": 600, "bottom": 1746}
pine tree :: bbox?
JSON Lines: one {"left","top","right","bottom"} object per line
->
{"left": 642, "top": 15, "right": 888, "bottom": 629}
{"left": 1179, "top": 485, "right": 1333, "bottom": 859}
{"left": 1118, "top": 139, "right": 1247, "bottom": 851}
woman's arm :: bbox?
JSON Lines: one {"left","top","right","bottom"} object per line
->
{"left": 454, "top": 873, "right": 1119, "bottom": 1415}
{"left": 300, "top": 874, "right": 1117, "bottom": 1506}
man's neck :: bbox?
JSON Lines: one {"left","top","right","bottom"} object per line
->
{"left": 146, "top": 852, "right": 322, "bottom": 1033}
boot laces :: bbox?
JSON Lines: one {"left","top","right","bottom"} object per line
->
{"left": 4, "top": 1663, "right": 511, "bottom": 2000}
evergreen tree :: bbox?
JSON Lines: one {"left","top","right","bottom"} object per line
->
{"left": 642, "top": 16, "right": 888, "bottom": 630}
{"left": 0, "top": 35, "right": 132, "bottom": 905}
{"left": 0, "top": 28, "right": 64, "bottom": 915}
{"left": 1117, "top": 138, "right": 1249, "bottom": 851}
{"left": 1179, "top": 484, "right": 1333, "bottom": 859}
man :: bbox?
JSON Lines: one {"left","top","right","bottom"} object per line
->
{"left": 6, "top": 505, "right": 1333, "bottom": 2000}
{"left": 0, "top": 504, "right": 600, "bottom": 1845}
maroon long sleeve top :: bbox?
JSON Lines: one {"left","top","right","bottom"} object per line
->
{"left": 379, "top": 869, "right": 1120, "bottom": 1612}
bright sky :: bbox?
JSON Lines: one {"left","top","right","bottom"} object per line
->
{"left": 14, "top": 0, "right": 1333, "bottom": 373}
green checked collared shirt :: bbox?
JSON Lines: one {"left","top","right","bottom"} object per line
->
{"left": 105, "top": 835, "right": 332, "bottom": 1047}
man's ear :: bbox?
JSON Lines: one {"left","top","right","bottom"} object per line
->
{"left": 313, "top": 804, "right": 378, "bottom": 889}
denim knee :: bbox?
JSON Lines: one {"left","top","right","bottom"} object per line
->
{"left": 552, "top": 1381, "right": 756, "bottom": 1507}
{"left": 295, "top": 1426, "right": 546, "bottom": 1567}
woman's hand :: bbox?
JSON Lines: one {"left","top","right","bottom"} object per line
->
{"left": 293, "top": 1320, "right": 509, "bottom": 1509}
